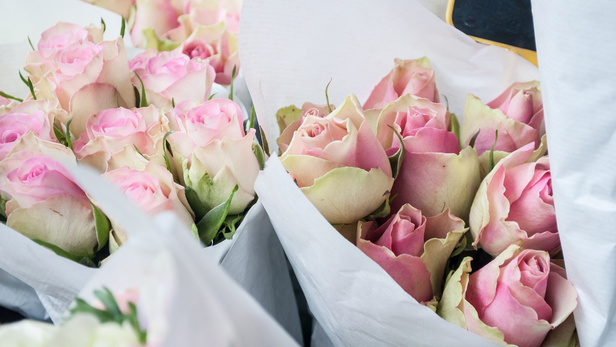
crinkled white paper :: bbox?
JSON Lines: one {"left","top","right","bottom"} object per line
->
{"left": 240, "top": 0, "right": 560, "bottom": 346}
{"left": 239, "top": 0, "right": 538, "bottom": 154}
{"left": 532, "top": 1, "right": 616, "bottom": 346}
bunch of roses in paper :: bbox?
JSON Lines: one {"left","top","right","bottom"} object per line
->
{"left": 274, "top": 57, "right": 577, "bottom": 346}
{"left": 0, "top": 21, "right": 262, "bottom": 266}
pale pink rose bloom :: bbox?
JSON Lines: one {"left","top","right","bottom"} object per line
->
{"left": 358, "top": 204, "right": 465, "bottom": 304}
{"left": 74, "top": 106, "right": 170, "bottom": 172}
{"left": 439, "top": 245, "right": 577, "bottom": 347}
{"left": 364, "top": 57, "right": 440, "bottom": 110}
{"left": 375, "top": 94, "right": 480, "bottom": 220}
{"left": 0, "top": 100, "right": 57, "bottom": 160}
{"left": 176, "top": 22, "right": 239, "bottom": 85}
{"left": 277, "top": 102, "right": 334, "bottom": 153}
{"left": 0, "top": 147, "right": 97, "bottom": 255}
{"left": 281, "top": 95, "right": 394, "bottom": 224}
{"left": 470, "top": 144, "right": 559, "bottom": 256}
{"left": 28, "top": 34, "right": 137, "bottom": 139}
{"left": 168, "top": 98, "right": 244, "bottom": 150}
{"left": 103, "top": 162, "right": 194, "bottom": 250}
{"left": 131, "top": 0, "right": 179, "bottom": 48}
{"left": 25, "top": 22, "right": 104, "bottom": 83}
{"left": 130, "top": 50, "right": 215, "bottom": 109}
{"left": 166, "top": 99, "right": 258, "bottom": 215}
{"left": 460, "top": 81, "right": 544, "bottom": 156}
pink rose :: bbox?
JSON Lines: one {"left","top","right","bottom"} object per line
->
{"left": 73, "top": 106, "right": 170, "bottom": 172}
{"left": 103, "top": 162, "right": 194, "bottom": 250}
{"left": 0, "top": 138, "right": 97, "bottom": 255}
{"left": 280, "top": 94, "right": 394, "bottom": 224}
{"left": 167, "top": 99, "right": 259, "bottom": 215}
{"left": 469, "top": 144, "right": 559, "bottom": 256}
{"left": 276, "top": 102, "right": 334, "bottom": 153}
{"left": 364, "top": 57, "right": 440, "bottom": 110}
{"left": 25, "top": 22, "right": 104, "bottom": 82}
{"left": 0, "top": 100, "right": 56, "bottom": 160}
{"left": 130, "top": 50, "right": 215, "bottom": 109}
{"left": 375, "top": 94, "right": 480, "bottom": 220}
{"left": 176, "top": 22, "right": 239, "bottom": 85}
{"left": 438, "top": 245, "right": 577, "bottom": 347}
{"left": 459, "top": 81, "right": 545, "bottom": 173}
{"left": 25, "top": 27, "right": 136, "bottom": 139}
{"left": 358, "top": 204, "right": 466, "bottom": 304}
{"left": 130, "top": 0, "right": 179, "bottom": 48}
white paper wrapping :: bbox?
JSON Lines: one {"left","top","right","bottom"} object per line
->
{"left": 239, "top": 0, "right": 538, "bottom": 153}
{"left": 240, "top": 0, "right": 555, "bottom": 345}
{"left": 531, "top": 1, "right": 616, "bottom": 346}
{"left": 76, "top": 200, "right": 298, "bottom": 346}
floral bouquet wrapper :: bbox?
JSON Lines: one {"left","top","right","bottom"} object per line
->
{"left": 0, "top": 2, "right": 301, "bottom": 341}
{"left": 242, "top": 0, "right": 616, "bottom": 346}
{"left": 0, "top": 163, "right": 298, "bottom": 346}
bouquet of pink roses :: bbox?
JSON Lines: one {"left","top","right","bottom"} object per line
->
{"left": 83, "top": 0, "right": 241, "bottom": 85}
{"left": 240, "top": 0, "right": 596, "bottom": 346}
{"left": 0, "top": 11, "right": 300, "bottom": 341}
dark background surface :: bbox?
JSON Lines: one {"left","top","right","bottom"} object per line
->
{"left": 452, "top": 0, "right": 536, "bottom": 51}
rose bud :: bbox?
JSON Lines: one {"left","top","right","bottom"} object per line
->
{"left": 438, "top": 244, "right": 577, "bottom": 347}
{"left": 469, "top": 143, "right": 559, "bottom": 257}
{"left": 280, "top": 94, "right": 394, "bottom": 225}
{"left": 364, "top": 57, "right": 439, "bottom": 110}
{"left": 277, "top": 102, "right": 334, "bottom": 153}
{"left": 129, "top": 49, "right": 216, "bottom": 110}
{"left": 374, "top": 94, "right": 480, "bottom": 220}
{"left": 103, "top": 162, "right": 194, "bottom": 252}
{"left": 73, "top": 106, "right": 170, "bottom": 172}
{"left": 0, "top": 134, "right": 97, "bottom": 255}
{"left": 166, "top": 99, "right": 259, "bottom": 215}
{"left": 460, "top": 81, "right": 546, "bottom": 175}
{"left": 358, "top": 204, "right": 466, "bottom": 304}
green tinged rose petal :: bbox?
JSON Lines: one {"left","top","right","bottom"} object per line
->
{"left": 300, "top": 166, "right": 394, "bottom": 224}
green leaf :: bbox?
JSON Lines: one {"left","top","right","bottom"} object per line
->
{"left": 208, "top": 92, "right": 217, "bottom": 100}
{"left": 450, "top": 234, "right": 468, "bottom": 258}
{"left": 0, "top": 91, "right": 23, "bottom": 103}
{"left": 259, "top": 125, "right": 270, "bottom": 155}
{"left": 91, "top": 202, "right": 110, "bottom": 252}
{"left": 71, "top": 297, "right": 114, "bottom": 322}
{"left": 275, "top": 105, "right": 301, "bottom": 134}
{"left": 468, "top": 130, "right": 480, "bottom": 148}
{"left": 27, "top": 36, "right": 35, "bottom": 51}
{"left": 128, "top": 302, "right": 147, "bottom": 344}
{"left": 388, "top": 125, "right": 405, "bottom": 179}
{"left": 489, "top": 130, "right": 499, "bottom": 172}
{"left": 19, "top": 71, "right": 36, "bottom": 100}
{"left": 228, "top": 65, "right": 237, "bottom": 100}
{"left": 65, "top": 119, "right": 74, "bottom": 151}
{"left": 196, "top": 185, "right": 238, "bottom": 245}
{"left": 32, "top": 239, "right": 95, "bottom": 267}
{"left": 171, "top": 97, "right": 175, "bottom": 108}
{"left": 185, "top": 186, "right": 208, "bottom": 222}
{"left": 134, "top": 72, "right": 147, "bottom": 107}
{"left": 162, "top": 131, "right": 174, "bottom": 172}
{"left": 221, "top": 214, "right": 242, "bottom": 240}
{"left": 115, "top": 91, "right": 120, "bottom": 108}
{"left": 448, "top": 112, "right": 460, "bottom": 140}
{"left": 366, "top": 194, "right": 391, "bottom": 220}
{"left": 94, "top": 287, "right": 122, "bottom": 318}
{"left": 52, "top": 119, "right": 68, "bottom": 146}
{"left": 325, "top": 78, "right": 332, "bottom": 113}
{"left": 252, "top": 142, "right": 266, "bottom": 170}
{"left": 0, "top": 197, "right": 7, "bottom": 223}
{"left": 120, "top": 17, "right": 126, "bottom": 38}
{"left": 100, "top": 18, "right": 106, "bottom": 33}
{"left": 133, "top": 85, "right": 140, "bottom": 108}
{"left": 249, "top": 105, "right": 256, "bottom": 131}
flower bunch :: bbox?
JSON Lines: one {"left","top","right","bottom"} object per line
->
{"left": 275, "top": 57, "right": 576, "bottom": 346}
{"left": 0, "top": 21, "right": 262, "bottom": 266}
